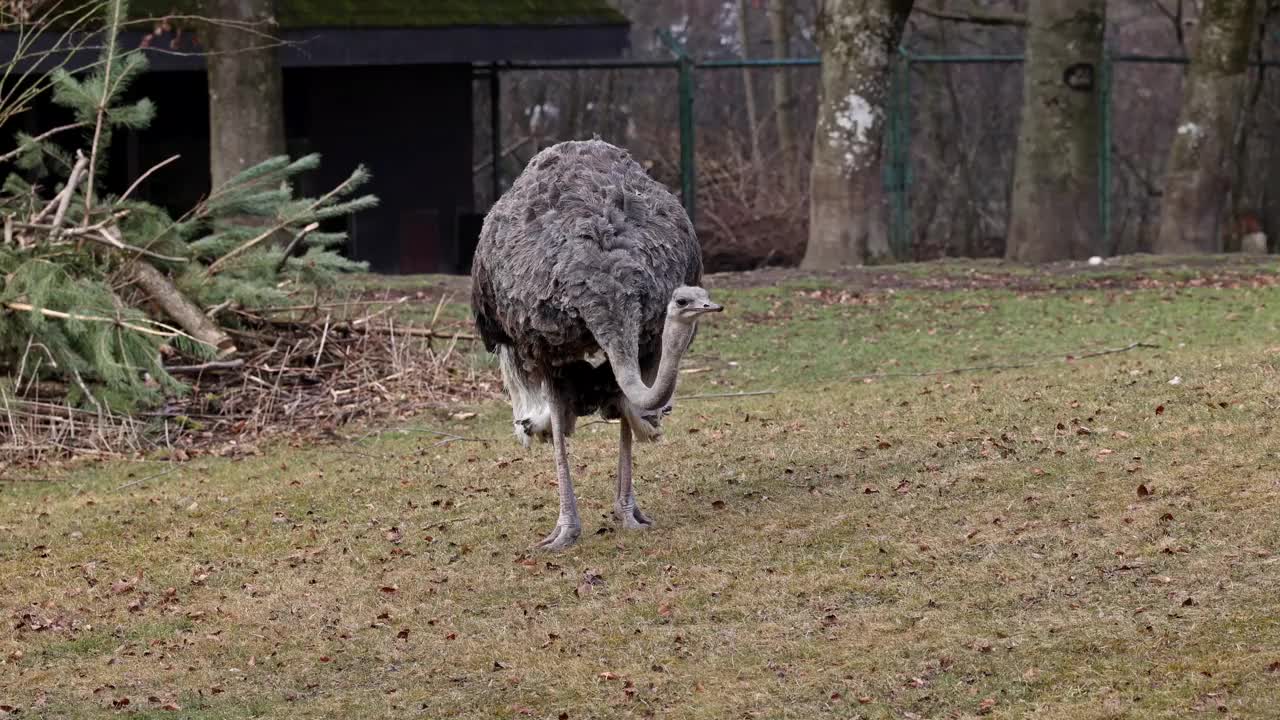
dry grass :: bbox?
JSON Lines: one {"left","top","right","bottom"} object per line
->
{"left": 3, "top": 263, "right": 1280, "bottom": 718}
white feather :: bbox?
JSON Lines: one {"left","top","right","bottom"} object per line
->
{"left": 498, "top": 345, "right": 551, "bottom": 447}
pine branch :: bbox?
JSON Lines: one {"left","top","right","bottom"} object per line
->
{"left": 0, "top": 121, "right": 87, "bottom": 164}
{"left": 205, "top": 170, "right": 364, "bottom": 276}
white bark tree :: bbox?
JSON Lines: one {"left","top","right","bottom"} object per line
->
{"left": 1155, "top": 0, "right": 1261, "bottom": 254}
{"left": 801, "top": 0, "right": 913, "bottom": 269}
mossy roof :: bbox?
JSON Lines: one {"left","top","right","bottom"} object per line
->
{"left": 128, "top": 1, "right": 627, "bottom": 28}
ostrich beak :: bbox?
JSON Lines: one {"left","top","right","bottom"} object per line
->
{"left": 700, "top": 302, "right": 723, "bottom": 313}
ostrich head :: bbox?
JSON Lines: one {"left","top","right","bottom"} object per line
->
{"left": 667, "top": 286, "right": 722, "bottom": 323}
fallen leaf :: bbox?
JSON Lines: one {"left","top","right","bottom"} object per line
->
{"left": 658, "top": 601, "right": 673, "bottom": 618}
{"left": 1137, "top": 484, "right": 1151, "bottom": 498}
{"left": 1155, "top": 404, "right": 1165, "bottom": 416}
{"left": 111, "top": 577, "right": 137, "bottom": 594}
{"left": 979, "top": 697, "right": 997, "bottom": 714}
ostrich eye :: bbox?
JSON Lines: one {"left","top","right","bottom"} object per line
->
{"left": 676, "top": 298, "right": 689, "bottom": 307}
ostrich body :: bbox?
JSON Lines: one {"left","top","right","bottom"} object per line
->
{"left": 471, "top": 139, "right": 721, "bottom": 550}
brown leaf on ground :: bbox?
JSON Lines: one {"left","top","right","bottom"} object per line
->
{"left": 111, "top": 576, "right": 138, "bottom": 594}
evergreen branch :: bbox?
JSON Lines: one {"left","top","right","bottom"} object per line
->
{"left": 206, "top": 172, "right": 362, "bottom": 276}
{"left": 83, "top": 0, "right": 125, "bottom": 221}
{"left": 0, "top": 121, "right": 87, "bottom": 164}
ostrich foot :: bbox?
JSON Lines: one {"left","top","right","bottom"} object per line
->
{"left": 612, "top": 499, "right": 653, "bottom": 530}
{"left": 533, "top": 521, "right": 581, "bottom": 551}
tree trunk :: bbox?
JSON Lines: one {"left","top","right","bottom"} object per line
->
{"left": 738, "top": 0, "right": 762, "bottom": 170}
{"left": 205, "top": 0, "right": 285, "bottom": 190}
{"left": 1005, "top": 0, "right": 1105, "bottom": 263}
{"left": 767, "top": 0, "right": 797, "bottom": 175}
{"left": 801, "top": 0, "right": 913, "bottom": 270}
{"left": 1154, "top": 0, "right": 1260, "bottom": 255}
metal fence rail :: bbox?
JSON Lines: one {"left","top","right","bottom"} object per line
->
{"left": 477, "top": 42, "right": 1276, "bottom": 261}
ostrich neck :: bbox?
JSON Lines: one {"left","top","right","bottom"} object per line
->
{"left": 616, "top": 318, "right": 694, "bottom": 411}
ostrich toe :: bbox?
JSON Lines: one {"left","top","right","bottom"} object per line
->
{"left": 533, "top": 521, "right": 582, "bottom": 551}
{"left": 613, "top": 498, "right": 653, "bottom": 530}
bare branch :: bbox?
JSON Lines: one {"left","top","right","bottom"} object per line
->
{"left": 118, "top": 153, "right": 180, "bottom": 204}
{"left": 916, "top": 3, "right": 1027, "bottom": 27}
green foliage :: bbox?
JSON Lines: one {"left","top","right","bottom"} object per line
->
{"left": 1, "top": 0, "right": 375, "bottom": 414}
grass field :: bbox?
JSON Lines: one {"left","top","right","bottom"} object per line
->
{"left": 4, "top": 258, "right": 1280, "bottom": 718}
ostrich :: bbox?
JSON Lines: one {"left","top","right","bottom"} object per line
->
{"left": 471, "top": 139, "right": 722, "bottom": 550}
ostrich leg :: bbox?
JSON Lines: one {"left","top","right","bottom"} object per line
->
{"left": 534, "top": 400, "right": 582, "bottom": 551}
{"left": 613, "top": 417, "right": 653, "bottom": 529}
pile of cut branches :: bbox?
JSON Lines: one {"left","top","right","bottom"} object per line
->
{"left": 150, "top": 304, "right": 494, "bottom": 456}
{"left": 0, "top": 1, "right": 486, "bottom": 469}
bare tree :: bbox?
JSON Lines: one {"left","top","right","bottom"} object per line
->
{"left": 1155, "top": 0, "right": 1261, "bottom": 254}
{"left": 1005, "top": 1, "right": 1106, "bottom": 262}
{"left": 801, "top": 0, "right": 913, "bottom": 269}
{"left": 205, "top": 0, "right": 285, "bottom": 189}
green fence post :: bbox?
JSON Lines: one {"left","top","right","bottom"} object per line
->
{"left": 679, "top": 55, "right": 696, "bottom": 227}
{"left": 657, "top": 29, "right": 696, "bottom": 227}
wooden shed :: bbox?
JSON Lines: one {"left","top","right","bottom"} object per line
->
{"left": 2, "top": 1, "right": 630, "bottom": 273}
